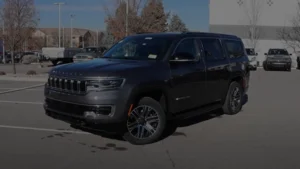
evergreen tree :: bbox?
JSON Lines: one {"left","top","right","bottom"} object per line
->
{"left": 168, "top": 14, "right": 188, "bottom": 32}
{"left": 140, "top": 0, "right": 169, "bottom": 32}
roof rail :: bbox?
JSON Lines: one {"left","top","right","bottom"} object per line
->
{"left": 181, "top": 31, "right": 201, "bottom": 34}
{"left": 136, "top": 32, "right": 153, "bottom": 34}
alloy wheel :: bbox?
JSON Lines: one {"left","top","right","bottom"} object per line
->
{"left": 127, "top": 105, "right": 160, "bottom": 140}
{"left": 230, "top": 87, "right": 241, "bottom": 112}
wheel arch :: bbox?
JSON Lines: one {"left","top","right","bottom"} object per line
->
{"left": 127, "top": 84, "right": 172, "bottom": 118}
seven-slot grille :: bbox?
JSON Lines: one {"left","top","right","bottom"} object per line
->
{"left": 48, "top": 76, "right": 87, "bottom": 93}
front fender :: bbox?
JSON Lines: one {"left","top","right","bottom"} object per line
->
{"left": 125, "top": 81, "right": 172, "bottom": 116}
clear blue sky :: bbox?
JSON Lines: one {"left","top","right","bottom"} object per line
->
{"left": 36, "top": 0, "right": 209, "bottom": 31}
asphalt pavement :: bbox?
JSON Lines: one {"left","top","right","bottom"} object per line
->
{"left": 0, "top": 62, "right": 52, "bottom": 74}
{"left": 0, "top": 69, "right": 299, "bottom": 169}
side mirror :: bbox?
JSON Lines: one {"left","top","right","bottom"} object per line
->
{"left": 264, "top": 53, "right": 267, "bottom": 55}
{"left": 290, "top": 53, "right": 292, "bottom": 56}
{"left": 256, "top": 53, "right": 258, "bottom": 56}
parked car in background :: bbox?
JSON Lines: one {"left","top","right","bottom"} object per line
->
{"left": 15, "top": 52, "right": 35, "bottom": 63}
{"left": 297, "top": 57, "right": 300, "bottom": 69}
{"left": 73, "top": 52, "right": 99, "bottom": 62}
{"left": 263, "top": 48, "right": 292, "bottom": 71}
{"left": 246, "top": 48, "right": 258, "bottom": 70}
{"left": 296, "top": 51, "right": 300, "bottom": 69}
{"left": 83, "top": 46, "right": 107, "bottom": 55}
{"left": 0, "top": 51, "right": 11, "bottom": 63}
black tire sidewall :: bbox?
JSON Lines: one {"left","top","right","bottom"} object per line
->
{"left": 223, "top": 82, "right": 243, "bottom": 115}
{"left": 123, "top": 97, "right": 166, "bottom": 145}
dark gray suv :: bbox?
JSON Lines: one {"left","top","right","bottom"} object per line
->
{"left": 44, "top": 32, "right": 250, "bottom": 145}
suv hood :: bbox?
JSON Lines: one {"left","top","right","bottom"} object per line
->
{"left": 50, "top": 58, "right": 156, "bottom": 77}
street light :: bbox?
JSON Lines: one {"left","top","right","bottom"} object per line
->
{"left": 70, "top": 14, "right": 75, "bottom": 48}
{"left": 2, "top": 20, "right": 5, "bottom": 63}
{"left": 125, "top": 0, "right": 128, "bottom": 36}
{"left": 54, "top": 2, "right": 65, "bottom": 48}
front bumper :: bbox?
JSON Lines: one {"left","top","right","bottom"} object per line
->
{"left": 44, "top": 87, "right": 130, "bottom": 125}
{"left": 266, "top": 61, "right": 291, "bottom": 69}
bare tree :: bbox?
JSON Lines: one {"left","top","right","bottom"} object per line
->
{"left": 0, "top": 0, "right": 38, "bottom": 74}
{"left": 104, "top": 0, "right": 145, "bottom": 41}
{"left": 28, "top": 36, "right": 45, "bottom": 50}
{"left": 243, "top": 0, "right": 263, "bottom": 51}
{"left": 51, "top": 32, "right": 61, "bottom": 47}
{"left": 277, "top": 2, "right": 300, "bottom": 52}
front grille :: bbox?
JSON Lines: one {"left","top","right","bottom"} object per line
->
{"left": 45, "top": 99, "right": 113, "bottom": 116}
{"left": 48, "top": 76, "right": 86, "bottom": 93}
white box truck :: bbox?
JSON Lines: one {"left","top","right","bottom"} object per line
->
{"left": 42, "top": 47, "right": 82, "bottom": 66}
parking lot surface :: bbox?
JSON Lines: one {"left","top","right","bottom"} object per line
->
{"left": 0, "top": 69, "right": 299, "bottom": 169}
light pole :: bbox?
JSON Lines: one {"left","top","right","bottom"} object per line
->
{"left": 70, "top": 14, "right": 75, "bottom": 48}
{"left": 96, "top": 29, "right": 98, "bottom": 47}
{"left": 2, "top": 20, "right": 5, "bottom": 63}
{"left": 125, "top": 0, "right": 128, "bottom": 36}
{"left": 62, "top": 25, "right": 64, "bottom": 47}
{"left": 54, "top": 2, "right": 64, "bottom": 48}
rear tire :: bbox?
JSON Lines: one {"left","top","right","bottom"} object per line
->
{"left": 263, "top": 64, "right": 268, "bottom": 71}
{"left": 222, "top": 81, "right": 243, "bottom": 115}
{"left": 123, "top": 97, "right": 166, "bottom": 145}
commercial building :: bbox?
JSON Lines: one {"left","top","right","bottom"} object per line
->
{"left": 209, "top": 0, "right": 299, "bottom": 66}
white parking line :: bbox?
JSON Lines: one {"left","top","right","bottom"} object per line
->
{"left": 0, "top": 125, "right": 91, "bottom": 135}
{"left": 0, "top": 100, "right": 43, "bottom": 105}
{"left": 0, "top": 84, "right": 45, "bottom": 95}
{"left": 0, "top": 88, "right": 43, "bottom": 91}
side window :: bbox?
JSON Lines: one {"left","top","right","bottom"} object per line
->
{"left": 201, "top": 38, "right": 224, "bottom": 61}
{"left": 224, "top": 40, "right": 245, "bottom": 58}
{"left": 172, "top": 39, "right": 197, "bottom": 60}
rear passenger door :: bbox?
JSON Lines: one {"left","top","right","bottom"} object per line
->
{"left": 169, "top": 38, "right": 206, "bottom": 113}
{"left": 199, "top": 38, "right": 231, "bottom": 103}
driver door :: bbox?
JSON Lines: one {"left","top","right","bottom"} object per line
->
{"left": 169, "top": 38, "right": 206, "bottom": 114}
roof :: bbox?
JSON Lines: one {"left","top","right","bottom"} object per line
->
{"left": 129, "top": 32, "right": 240, "bottom": 40}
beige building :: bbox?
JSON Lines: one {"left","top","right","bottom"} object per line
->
{"left": 31, "top": 28, "right": 98, "bottom": 48}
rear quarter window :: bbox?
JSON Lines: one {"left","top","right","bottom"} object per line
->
{"left": 224, "top": 40, "right": 245, "bottom": 58}
{"left": 201, "top": 38, "right": 225, "bottom": 62}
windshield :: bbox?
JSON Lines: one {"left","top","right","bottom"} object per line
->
{"left": 103, "top": 36, "right": 173, "bottom": 60}
{"left": 246, "top": 48, "right": 255, "bottom": 55}
{"left": 268, "top": 49, "right": 289, "bottom": 55}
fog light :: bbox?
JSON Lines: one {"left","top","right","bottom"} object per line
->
{"left": 84, "top": 111, "right": 97, "bottom": 119}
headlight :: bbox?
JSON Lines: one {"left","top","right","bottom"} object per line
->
{"left": 86, "top": 78, "right": 125, "bottom": 91}
{"left": 250, "top": 57, "right": 256, "bottom": 62}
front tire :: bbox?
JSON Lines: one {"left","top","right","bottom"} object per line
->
{"left": 222, "top": 81, "right": 243, "bottom": 115}
{"left": 263, "top": 64, "right": 268, "bottom": 71}
{"left": 123, "top": 97, "right": 166, "bottom": 145}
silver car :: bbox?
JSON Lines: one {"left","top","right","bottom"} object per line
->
{"left": 73, "top": 53, "right": 99, "bottom": 62}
